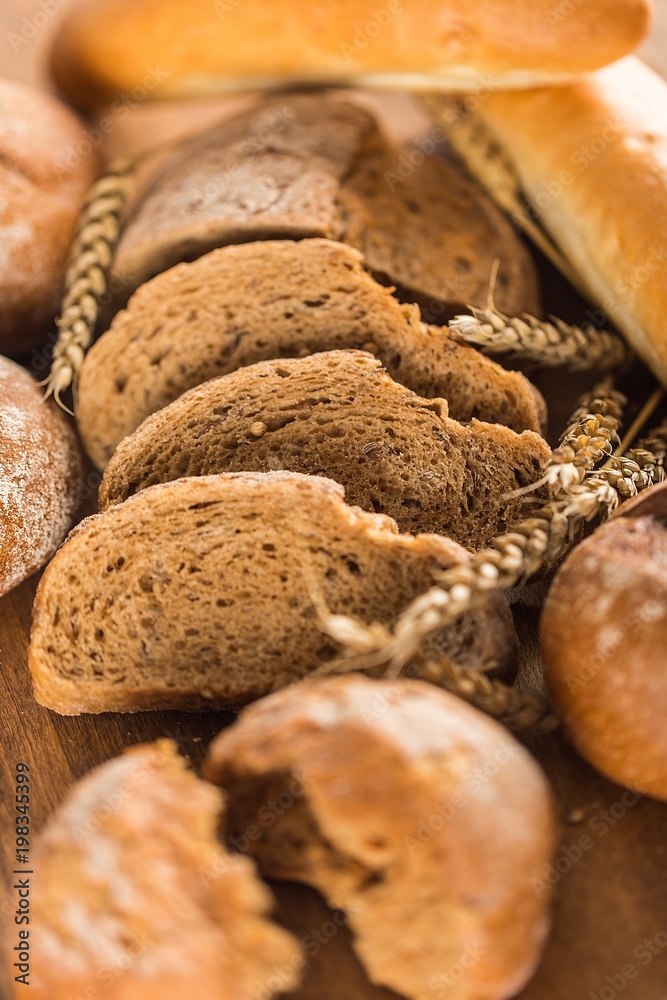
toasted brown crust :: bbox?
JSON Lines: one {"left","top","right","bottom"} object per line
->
{"left": 16, "top": 740, "right": 302, "bottom": 1000}
{"left": 108, "top": 95, "right": 541, "bottom": 318}
{"left": 0, "top": 78, "right": 99, "bottom": 355}
{"left": 541, "top": 482, "right": 667, "bottom": 800}
{"left": 431, "top": 57, "right": 667, "bottom": 386}
{"left": 0, "top": 357, "right": 83, "bottom": 597}
{"left": 77, "top": 239, "right": 546, "bottom": 469}
{"left": 29, "top": 472, "right": 518, "bottom": 715}
{"left": 98, "top": 351, "right": 550, "bottom": 551}
{"left": 205, "top": 675, "right": 558, "bottom": 1000}
{"left": 49, "top": 0, "right": 652, "bottom": 111}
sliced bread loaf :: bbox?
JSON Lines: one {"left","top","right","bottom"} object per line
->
{"left": 77, "top": 238, "right": 546, "bottom": 469}
{"left": 30, "top": 472, "right": 518, "bottom": 714}
{"left": 99, "top": 351, "right": 551, "bottom": 550}
{"left": 111, "top": 94, "right": 540, "bottom": 317}
{"left": 204, "top": 675, "right": 557, "bottom": 1000}
{"left": 16, "top": 740, "right": 302, "bottom": 1000}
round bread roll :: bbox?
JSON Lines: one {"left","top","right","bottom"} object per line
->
{"left": 49, "top": 0, "right": 652, "bottom": 112}
{"left": 205, "top": 674, "right": 558, "bottom": 1000}
{"left": 541, "top": 482, "right": 667, "bottom": 800}
{"left": 0, "top": 78, "right": 99, "bottom": 356}
{"left": 0, "top": 357, "right": 83, "bottom": 597}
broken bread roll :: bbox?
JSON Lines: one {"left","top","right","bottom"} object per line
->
{"left": 30, "top": 472, "right": 518, "bottom": 715}
{"left": 541, "top": 481, "right": 667, "bottom": 801}
{"left": 0, "top": 356, "right": 83, "bottom": 598}
{"left": 204, "top": 674, "right": 558, "bottom": 1000}
{"left": 108, "top": 95, "right": 540, "bottom": 317}
{"left": 10, "top": 740, "right": 302, "bottom": 1000}
{"left": 425, "top": 57, "right": 667, "bottom": 386}
{"left": 49, "top": 0, "right": 652, "bottom": 111}
{"left": 77, "top": 238, "right": 546, "bottom": 469}
{"left": 99, "top": 351, "right": 551, "bottom": 551}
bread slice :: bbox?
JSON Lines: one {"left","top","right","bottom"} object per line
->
{"left": 338, "top": 134, "right": 541, "bottom": 321}
{"left": 204, "top": 675, "right": 557, "bottom": 1000}
{"left": 19, "top": 740, "right": 302, "bottom": 1000}
{"left": 77, "top": 238, "right": 546, "bottom": 469}
{"left": 111, "top": 94, "right": 540, "bottom": 317}
{"left": 112, "top": 95, "right": 377, "bottom": 294}
{"left": 30, "top": 472, "right": 518, "bottom": 715}
{"left": 99, "top": 351, "right": 551, "bottom": 550}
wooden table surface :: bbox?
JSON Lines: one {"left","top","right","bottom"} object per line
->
{"left": 1, "top": 5, "right": 667, "bottom": 1000}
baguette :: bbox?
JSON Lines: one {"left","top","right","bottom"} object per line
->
{"left": 49, "top": 0, "right": 652, "bottom": 111}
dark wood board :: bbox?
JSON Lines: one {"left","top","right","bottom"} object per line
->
{"left": 1, "top": 3, "right": 667, "bottom": 998}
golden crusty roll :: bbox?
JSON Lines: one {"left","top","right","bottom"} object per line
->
{"left": 426, "top": 56, "right": 667, "bottom": 385}
{"left": 49, "top": 0, "right": 652, "bottom": 112}
{"left": 541, "top": 482, "right": 667, "bottom": 801}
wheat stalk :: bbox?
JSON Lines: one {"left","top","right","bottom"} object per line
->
{"left": 450, "top": 307, "right": 631, "bottom": 372}
{"left": 43, "top": 159, "right": 137, "bottom": 408}
{"left": 315, "top": 381, "right": 629, "bottom": 728}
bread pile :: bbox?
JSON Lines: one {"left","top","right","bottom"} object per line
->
{"left": 4, "top": 0, "right": 667, "bottom": 998}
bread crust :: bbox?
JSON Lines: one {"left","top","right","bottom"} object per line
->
{"left": 0, "top": 357, "right": 83, "bottom": 597}
{"left": 0, "top": 78, "right": 99, "bottom": 355}
{"left": 30, "top": 472, "right": 518, "bottom": 715}
{"left": 97, "top": 350, "right": 551, "bottom": 550}
{"left": 541, "top": 482, "right": 667, "bottom": 800}
{"left": 12, "top": 740, "right": 302, "bottom": 1000}
{"left": 431, "top": 56, "right": 667, "bottom": 385}
{"left": 77, "top": 239, "right": 546, "bottom": 469}
{"left": 205, "top": 675, "right": 558, "bottom": 1000}
{"left": 49, "top": 0, "right": 652, "bottom": 111}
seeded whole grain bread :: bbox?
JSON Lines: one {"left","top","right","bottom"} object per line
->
{"left": 204, "top": 675, "right": 558, "bottom": 1000}
{"left": 111, "top": 94, "right": 540, "bottom": 317}
{"left": 30, "top": 472, "right": 518, "bottom": 715}
{"left": 0, "top": 356, "right": 83, "bottom": 597}
{"left": 99, "top": 351, "right": 551, "bottom": 550}
{"left": 13, "top": 740, "right": 302, "bottom": 1000}
{"left": 77, "top": 239, "right": 546, "bottom": 469}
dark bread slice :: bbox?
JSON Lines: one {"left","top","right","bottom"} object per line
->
{"left": 112, "top": 95, "right": 378, "bottom": 295}
{"left": 30, "top": 472, "right": 518, "bottom": 715}
{"left": 77, "top": 238, "right": 546, "bottom": 469}
{"left": 111, "top": 94, "right": 540, "bottom": 318}
{"left": 204, "top": 675, "right": 557, "bottom": 1000}
{"left": 338, "top": 132, "right": 541, "bottom": 320}
{"left": 99, "top": 351, "right": 551, "bottom": 550}
{"left": 18, "top": 740, "right": 302, "bottom": 1000}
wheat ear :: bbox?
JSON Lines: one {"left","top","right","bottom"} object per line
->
{"left": 315, "top": 381, "right": 626, "bottom": 728}
{"left": 44, "top": 159, "right": 137, "bottom": 408}
{"left": 450, "top": 307, "right": 631, "bottom": 372}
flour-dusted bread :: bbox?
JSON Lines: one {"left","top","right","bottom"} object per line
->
{"left": 99, "top": 351, "right": 550, "bottom": 550}
{"left": 0, "top": 78, "right": 99, "bottom": 356}
{"left": 12, "top": 740, "right": 302, "bottom": 1000}
{"left": 0, "top": 357, "right": 83, "bottom": 597}
{"left": 77, "top": 239, "right": 546, "bottom": 469}
{"left": 30, "top": 472, "right": 518, "bottom": 715}
{"left": 541, "top": 482, "right": 667, "bottom": 801}
{"left": 205, "top": 675, "right": 558, "bottom": 1000}
{"left": 110, "top": 95, "right": 540, "bottom": 316}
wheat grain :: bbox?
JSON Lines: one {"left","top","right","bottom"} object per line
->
{"left": 450, "top": 308, "right": 631, "bottom": 372}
